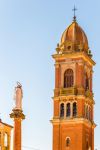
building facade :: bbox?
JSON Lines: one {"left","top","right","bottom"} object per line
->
{"left": 0, "top": 120, "right": 13, "bottom": 150}
{"left": 51, "top": 17, "right": 96, "bottom": 150}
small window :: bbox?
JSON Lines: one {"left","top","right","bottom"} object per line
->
{"left": 66, "top": 137, "right": 70, "bottom": 147}
{"left": 64, "top": 69, "right": 74, "bottom": 88}
{"left": 60, "top": 103, "right": 64, "bottom": 118}
{"left": 66, "top": 103, "right": 71, "bottom": 117}
{"left": 67, "top": 46, "right": 71, "bottom": 50}
{"left": 73, "top": 102, "right": 77, "bottom": 117}
{"left": 85, "top": 73, "right": 89, "bottom": 90}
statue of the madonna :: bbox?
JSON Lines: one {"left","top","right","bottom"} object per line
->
{"left": 14, "top": 82, "right": 23, "bottom": 110}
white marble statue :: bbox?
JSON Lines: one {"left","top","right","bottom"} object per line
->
{"left": 14, "top": 82, "right": 23, "bottom": 110}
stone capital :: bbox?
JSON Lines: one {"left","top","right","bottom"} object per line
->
{"left": 10, "top": 109, "right": 25, "bottom": 120}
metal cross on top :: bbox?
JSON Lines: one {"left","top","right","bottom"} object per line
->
{"left": 72, "top": 6, "right": 77, "bottom": 21}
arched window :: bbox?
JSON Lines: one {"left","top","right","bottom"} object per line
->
{"left": 73, "top": 102, "right": 77, "bottom": 117}
{"left": 86, "top": 141, "right": 89, "bottom": 150}
{"left": 4, "top": 133, "right": 8, "bottom": 147}
{"left": 66, "top": 103, "right": 71, "bottom": 117}
{"left": 66, "top": 137, "right": 70, "bottom": 147}
{"left": 60, "top": 103, "right": 64, "bottom": 118}
{"left": 64, "top": 69, "right": 74, "bottom": 88}
{"left": 85, "top": 73, "right": 89, "bottom": 90}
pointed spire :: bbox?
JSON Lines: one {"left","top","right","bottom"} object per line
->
{"left": 72, "top": 5, "right": 77, "bottom": 21}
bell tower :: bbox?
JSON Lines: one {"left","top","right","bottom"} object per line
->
{"left": 51, "top": 17, "right": 96, "bottom": 150}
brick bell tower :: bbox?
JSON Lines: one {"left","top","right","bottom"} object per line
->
{"left": 51, "top": 14, "right": 96, "bottom": 150}
{"left": 10, "top": 82, "right": 25, "bottom": 150}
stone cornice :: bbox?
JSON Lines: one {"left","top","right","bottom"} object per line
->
{"left": 52, "top": 52, "right": 96, "bottom": 66}
{"left": 52, "top": 95, "right": 95, "bottom": 104}
{"left": 53, "top": 87, "right": 94, "bottom": 103}
{"left": 50, "top": 118, "right": 96, "bottom": 128}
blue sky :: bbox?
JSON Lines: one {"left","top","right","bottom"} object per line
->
{"left": 0, "top": 0, "right": 100, "bottom": 150}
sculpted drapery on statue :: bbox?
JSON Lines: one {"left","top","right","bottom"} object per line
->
{"left": 14, "top": 82, "right": 23, "bottom": 110}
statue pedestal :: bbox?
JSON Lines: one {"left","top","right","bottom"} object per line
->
{"left": 10, "top": 109, "right": 25, "bottom": 150}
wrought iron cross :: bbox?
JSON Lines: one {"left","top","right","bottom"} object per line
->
{"left": 72, "top": 6, "right": 77, "bottom": 21}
